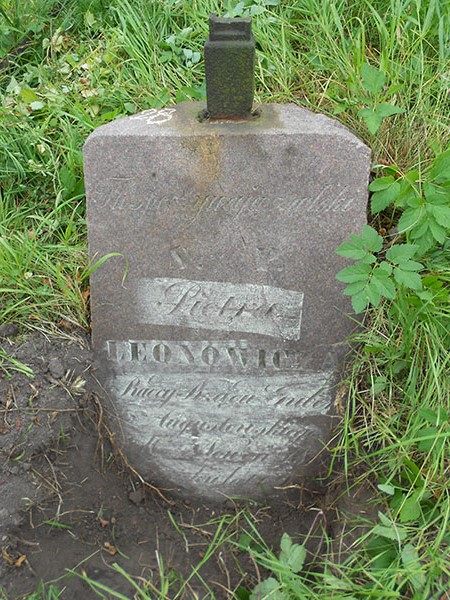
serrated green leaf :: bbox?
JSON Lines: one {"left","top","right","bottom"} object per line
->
{"left": 369, "top": 176, "right": 395, "bottom": 192}
{"left": 397, "top": 207, "right": 422, "bottom": 232}
{"left": 424, "top": 180, "right": 445, "bottom": 199}
{"left": 361, "top": 63, "right": 385, "bottom": 95}
{"left": 335, "top": 234, "right": 368, "bottom": 259}
{"left": 430, "top": 147, "right": 450, "bottom": 183}
{"left": 343, "top": 280, "right": 368, "bottom": 295}
{"left": 413, "top": 229, "right": 435, "bottom": 254}
{"left": 398, "top": 260, "right": 423, "bottom": 271}
{"left": 372, "top": 269, "right": 396, "bottom": 299}
{"left": 336, "top": 262, "right": 372, "bottom": 283}
{"left": 405, "top": 191, "right": 423, "bottom": 208}
{"left": 428, "top": 218, "right": 447, "bottom": 243}
{"left": 361, "top": 225, "right": 383, "bottom": 251}
{"left": 386, "top": 244, "right": 418, "bottom": 263}
{"left": 371, "top": 181, "right": 401, "bottom": 213}
{"left": 393, "top": 268, "right": 422, "bottom": 290}
{"left": 351, "top": 290, "right": 369, "bottom": 313}
{"left": 366, "top": 283, "right": 382, "bottom": 306}
{"left": 358, "top": 107, "right": 383, "bottom": 135}
{"left": 429, "top": 204, "right": 450, "bottom": 227}
{"left": 375, "top": 103, "right": 405, "bottom": 117}
{"left": 378, "top": 261, "right": 393, "bottom": 275}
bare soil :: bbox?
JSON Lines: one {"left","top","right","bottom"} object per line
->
{"left": 0, "top": 330, "right": 376, "bottom": 599}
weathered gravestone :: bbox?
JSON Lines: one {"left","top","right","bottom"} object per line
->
{"left": 84, "top": 16, "right": 370, "bottom": 501}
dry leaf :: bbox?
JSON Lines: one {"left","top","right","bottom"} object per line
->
{"left": 2, "top": 549, "right": 15, "bottom": 565}
{"left": 15, "top": 554, "right": 27, "bottom": 568}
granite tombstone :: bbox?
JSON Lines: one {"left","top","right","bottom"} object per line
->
{"left": 84, "top": 17, "right": 370, "bottom": 501}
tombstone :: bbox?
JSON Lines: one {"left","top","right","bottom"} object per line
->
{"left": 84, "top": 16, "right": 370, "bottom": 501}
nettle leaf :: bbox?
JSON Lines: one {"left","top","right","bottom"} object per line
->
{"left": 375, "top": 103, "right": 405, "bottom": 117}
{"left": 358, "top": 107, "right": 383, "bottom": 135}
{"left": 361, "top": 225, "right": 383, "bottom": 252}
{"left": 369, "top": 175, "right": 395, "bottom": 192}
{"left": 393, "top": 268, "right": 422, "bottom": 291}
{"left": 386, "top": 244, "right": 418, "bottom": 263}
{"left": 371, "top": 181, "right": 401, "bottom": 213}
{"left": 361, "top": 63, "right": 385, "bottom": 95}
{"left": 336, "top": 262, "right": 372, "bottom": 283}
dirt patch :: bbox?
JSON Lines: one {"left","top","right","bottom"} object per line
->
{"left": 0, "top": 331, "right": 377, "bottom": 598}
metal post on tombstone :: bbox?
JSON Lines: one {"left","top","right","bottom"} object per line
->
{"left": 204, "top": 14, "right": 255, "bottom": 120}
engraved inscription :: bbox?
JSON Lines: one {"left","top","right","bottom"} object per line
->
{"left": 106, "top": 339, "right": 306, "bottom": 373}
{"left": 137, "top": 278, "right": 303, "bottom": 340}
{"left": 108, "top": 372, "right": 332, "bottom": 493}
{"left": 97, "top": 190, "right": 354, "bottom": 214}
{"left": 115, "top": 372, "right": 333, "bottom": 413}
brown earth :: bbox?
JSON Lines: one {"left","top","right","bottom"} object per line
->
{"left": 0, "top": 330, "right": 376, "bottom": 599}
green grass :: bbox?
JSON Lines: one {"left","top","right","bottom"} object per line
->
{"left": 1, "top": 0, "right": 449, "bottom": 598}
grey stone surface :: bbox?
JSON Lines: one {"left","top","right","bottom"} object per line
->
{"left": 84, "top": 102, "right": 370, "bottom": 501}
